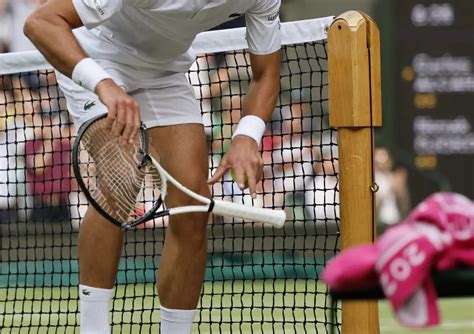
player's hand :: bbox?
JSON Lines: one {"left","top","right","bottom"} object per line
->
{"left": 208, "top": 135, "right": 263, "bottom": 198}
{"left": 96, "top": 79, "right": 141, "bottom": 146}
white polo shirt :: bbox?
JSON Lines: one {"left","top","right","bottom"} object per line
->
{"left": 72, "top": 0, "right": 281, "bottom": 74}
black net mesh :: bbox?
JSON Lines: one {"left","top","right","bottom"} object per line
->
{"left": 0, "top": 40, "right": 340, "bottom": 333}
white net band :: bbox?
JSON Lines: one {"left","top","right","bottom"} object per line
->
{"left": 0, "top": 17, "right": 333, "bottom": 75}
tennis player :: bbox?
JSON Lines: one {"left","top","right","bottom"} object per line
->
{"left": 24, "top": 1, "right": 281, "bottom": 333}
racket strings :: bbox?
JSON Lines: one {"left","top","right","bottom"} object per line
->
{"left": 94, "top": 143, "right": 143, "bottom": 218}
{"left": 78, "top": 119, "right": 162, "bottom": 223}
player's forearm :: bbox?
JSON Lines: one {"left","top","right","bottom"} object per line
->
{"left": 243, "top": 74, "right": 279, "bottom": 123}
{"left": 244, "top": 51, "right": 281, "bottom": 122}
{"left": 24, "top": 5, "right": 86, "bottom": 77}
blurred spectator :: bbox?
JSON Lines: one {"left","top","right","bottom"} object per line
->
{"left": 67, "top": 123, "right": 87, "bottom": 229}
{"left": 374, "top": 146, "right": 411, "bottom": 230}
{"left": 24, "top": 112, "right": 73, "bottom": 222}
{"left": 1, "top": 67, "right": 75, "bottom": 224}
{"left": 0, "top": 0, "right": 11, "bottom": 53}
{"left": 304, "top": 133, "right": 339, "bottom": 223}
{"left": 189, "top": 50, "right": 250, "bottom": 139}
{"left": 262, "top": 102, "right": 314, "bottom": 211}
{"left": 0, "top": 77, "right": 38, "bottom": 222}
{"left": 0, "top": 91, "right": 17, "bottom": 219}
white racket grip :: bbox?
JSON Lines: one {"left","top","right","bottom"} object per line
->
{"left": 211, "top": 200, "right": 286, "bottom": 228}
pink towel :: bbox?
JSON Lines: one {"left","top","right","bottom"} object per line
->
{"left": 322, "top": 192, "right": 474, "bottom": 328}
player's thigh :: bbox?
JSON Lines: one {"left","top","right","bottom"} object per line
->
{"left": 148, "top": 124, "right": 210, "bottom": 209}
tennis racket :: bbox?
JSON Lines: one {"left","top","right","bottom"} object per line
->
{"left": 72, "top": 114, "right": 286, "bottom": 230}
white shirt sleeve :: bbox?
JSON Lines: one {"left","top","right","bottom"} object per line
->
{"left": 72, "top": 0, "right": 155, "bottom": 29}
{"left": 245, "top": 0, "right": 281, "bottom": 55}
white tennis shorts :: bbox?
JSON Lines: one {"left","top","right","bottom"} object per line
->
{"left": 56, "top": 64, "right": 203, "bottom": 130}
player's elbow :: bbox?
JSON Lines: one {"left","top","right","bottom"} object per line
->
{"left": 24, "top": 7, "right": 60, "bottom": 42}
{"left": 24, "top": 11, "right": 44, "bottom": 41}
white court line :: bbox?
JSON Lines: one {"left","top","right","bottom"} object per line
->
{"left": 5, "top": 314, "right": 473, "bottom": 333}
{"left": 380, "top": 320, "right": 474, "bottom": 332}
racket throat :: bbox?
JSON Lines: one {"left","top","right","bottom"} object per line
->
{"left": 207, "top": 199, "right": 215, "bottom": 213}
{"left": 123, "top": 208, "right": 171, "bottom": 230}
{"left": 124, "top": 200, "right": 214, "bottom": 230}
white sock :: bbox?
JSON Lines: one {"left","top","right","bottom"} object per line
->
{"left": 79, "top": 284, "right": 114, "bottom": 334}
{"left": 160, "top": 305, "right": 197, "bottom": 334}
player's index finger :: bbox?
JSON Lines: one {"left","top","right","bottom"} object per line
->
{"left": 207, "top": 164, "right": 227, "bottom": 183}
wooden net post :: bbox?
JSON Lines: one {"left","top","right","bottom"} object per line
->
{"left": 328, "top": 11, "right": 382, "bottom": 334}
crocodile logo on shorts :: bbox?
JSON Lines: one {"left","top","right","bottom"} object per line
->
{"left": 84, "top": 100, "right": 97, "bottom": 111}
{"left": 81, "top": 289, "right": 91, "bottom": 296}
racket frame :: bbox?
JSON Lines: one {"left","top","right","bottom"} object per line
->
{"left": 72, "top": 114, "right": 163, "bottom": 228}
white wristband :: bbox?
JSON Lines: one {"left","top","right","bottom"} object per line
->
{"left": 72, "top": 58, "right": 112, "bottom": 93}
{"left": 232, "top": 115, "right": 266, "bottom": 146}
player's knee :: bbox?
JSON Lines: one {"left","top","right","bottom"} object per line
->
{"left": 167, "top": 179, "right": 211, "bottom": 208}
{"left": 168, "top": 212, "right": 208, "bottom": 248}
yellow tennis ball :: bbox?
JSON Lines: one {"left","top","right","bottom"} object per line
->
{"left": 230, "top": 169, "right": 249, "bottom": 188}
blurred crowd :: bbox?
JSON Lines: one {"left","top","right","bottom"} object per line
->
{"left": 0, "top": 0, "right": 85, "bottom": 226}
{"left": 0, "top": 71, "right": 81, "bottom": 224}
{"left": 1, "top": 63, "right": 344, "bottom": 229}
{"left": 0, "top": 1, "right": 411, "bottom": 230}
{"left": 0, "top": 0, "right": 46, "bottom": 53}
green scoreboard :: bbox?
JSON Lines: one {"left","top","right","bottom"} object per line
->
{"left": 395, "top": 0, "right": 474, "bottom": 202}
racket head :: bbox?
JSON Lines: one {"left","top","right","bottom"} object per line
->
{"left": 72, "top": 114, "right": 165, "bottom": 229}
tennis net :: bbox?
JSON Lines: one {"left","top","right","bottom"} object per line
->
{"left": 0, "top": 17, "right": 340, "bottom": 333}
